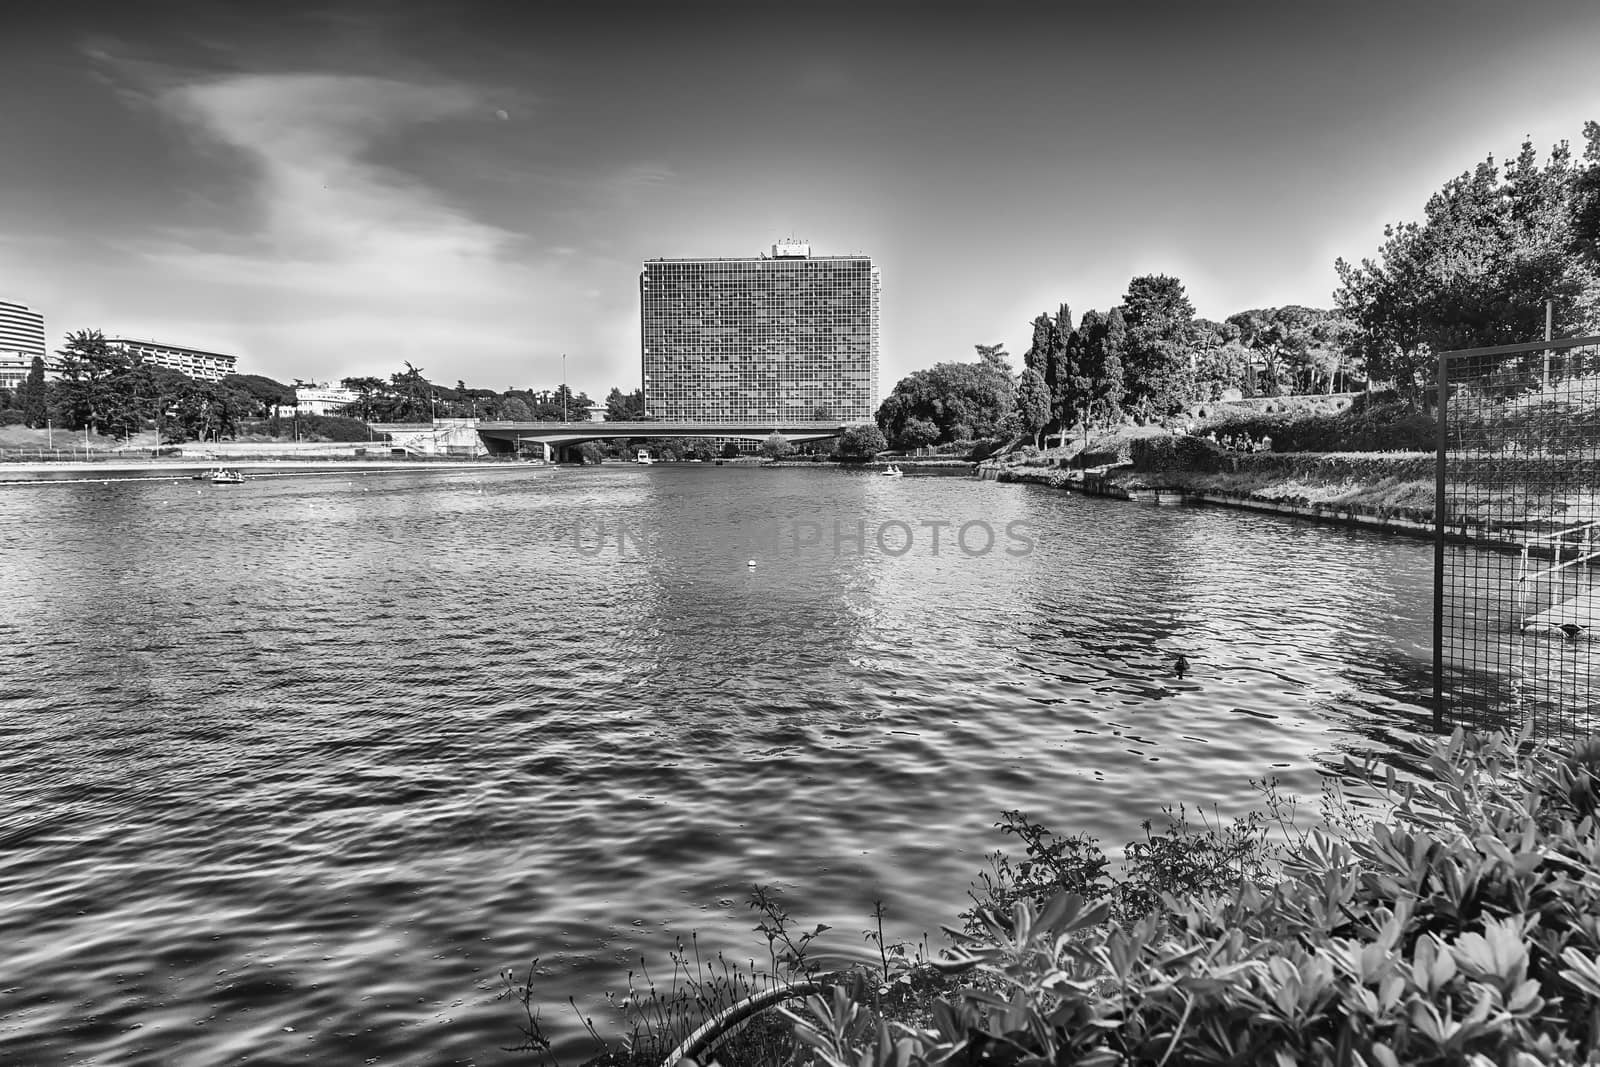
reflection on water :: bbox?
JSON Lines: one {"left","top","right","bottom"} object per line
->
{"left": 0, "top": 466, "right": 1438, "bottom": 1064}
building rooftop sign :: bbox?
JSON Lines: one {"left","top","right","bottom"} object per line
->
{"left": 771, "top": 239, "right": 810, "bottom": 258}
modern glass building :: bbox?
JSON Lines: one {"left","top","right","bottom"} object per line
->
{"left": 0, "top": 300, "right": 46, "bottom": 390}
{"left": 640, "top": 240, "right": 879, "bottom": 422}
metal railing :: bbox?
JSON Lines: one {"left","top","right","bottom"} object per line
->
{"left": 1434, "top": 334, "right": 1600, "bottom": 737}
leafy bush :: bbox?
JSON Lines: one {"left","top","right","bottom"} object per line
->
{"left": 1130, "top": 435, "right": 1228, "bottom": 473}
{"left": 297, "top": 414, "right": 372, "bottom": 442}
{"left": 1201, "top": 399, "right": 1436, "bottom": 453}
{"left": 782, "top": 729, "right": 1600, "bottom": 1067}
{"left": 1078, "top": 442, "right": 1131, "bottom": 468}
{"left": 964, "top": 801, "right": 1279, "bottom": 935}
{"left": 0, "top": 408, "right": 24, "bottom": 426}
{"left": 837, "top": 423, "right": 889, "bottom": 460}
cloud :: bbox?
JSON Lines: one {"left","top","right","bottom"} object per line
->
{"left": 124, "top": 71, "right": 574, "bottom": 377}
{"left": 155, "top": 73, "right": 522, "bottom": 294}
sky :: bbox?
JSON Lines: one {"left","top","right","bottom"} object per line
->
{"left": 3, "top": 0, "right": 1598, "bottom": 399}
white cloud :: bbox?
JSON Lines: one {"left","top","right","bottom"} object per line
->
{"left": 139, "top": 71, "right": 563, "bottom": 377}
{"left": 159, "top": 73, "right": 516, "bottom": 286}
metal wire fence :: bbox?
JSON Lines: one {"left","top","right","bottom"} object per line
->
{"left": 1435, "top": 335, "right": 1600, "bottom": 737}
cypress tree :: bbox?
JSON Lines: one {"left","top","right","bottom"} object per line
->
{"left": 20, "top": 356, "right": 49, "bottom": 428}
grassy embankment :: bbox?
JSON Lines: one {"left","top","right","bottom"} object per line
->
{"left": 997, "top": 380, "right": 1598, "bottom": 535}
{"left": 995, "top": 392, "right": 1442, "bottom": 520}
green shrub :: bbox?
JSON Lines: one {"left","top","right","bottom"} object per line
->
{"left": 0, "top": 408, "right": 23, "bottom": 426}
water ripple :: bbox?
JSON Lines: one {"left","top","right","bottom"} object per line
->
{"left": 0, "top": 467, "right": 1437, "bottom": 1064}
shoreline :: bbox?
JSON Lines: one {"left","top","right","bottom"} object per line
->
{"left": 0, "top": 458, "right": 553, "bottom": 484}
{"left": 989, "top": 462, "right": 1486, "bottom": 547}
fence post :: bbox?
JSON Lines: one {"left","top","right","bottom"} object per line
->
{"left": 1433, "top": 353, "right": 1448, "bottom": 733}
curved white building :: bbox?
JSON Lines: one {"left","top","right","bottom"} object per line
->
{"left": 0, "top": 300, "right": 46, "bottom": 391}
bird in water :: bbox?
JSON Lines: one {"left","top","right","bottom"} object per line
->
{"left": 1173, "top": 654, "right": 1189, "bottom": 679}
{"left": 1560, "top": 623, "right": 1586, "bottom": 642}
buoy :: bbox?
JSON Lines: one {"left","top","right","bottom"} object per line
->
{"left": 747, "top": 560, "right": 756, "bottom": 568}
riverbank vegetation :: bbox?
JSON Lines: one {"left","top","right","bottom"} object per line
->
{"left": 878, "top": 122, "right": 1600, "bottom": 463}
{"left": 0, "top": 334, "right": 623, "bottom": 446}
{"left": 511, "top": 728, "right": 1600, "bottom": 1067}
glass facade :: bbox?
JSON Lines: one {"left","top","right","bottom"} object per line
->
{"left": 640, "top": 250, "right": 879, "bottom": 422}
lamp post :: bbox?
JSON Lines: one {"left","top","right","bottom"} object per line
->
{"left": 562, "top": 353, "right": 568, "bottom": 423}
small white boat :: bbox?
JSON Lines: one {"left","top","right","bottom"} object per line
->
{"left": 880, "top": 464, "right": 904, "bottom": 478}
{"left": 635, "top": 449, "right": 655, "bottom": 465}
{"left": 210, "top": 469, "right": 246, "bottom": 484}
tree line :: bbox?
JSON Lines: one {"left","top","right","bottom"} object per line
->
{"left": 0, "top": 331, "right": 640, "bottom": 444}
{"left": 875, "top": 284, "right": 1350, "bottom": 452}
{"left": 875, "top": 121, "right": 1600, "bottom": 452}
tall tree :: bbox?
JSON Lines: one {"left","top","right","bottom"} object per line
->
{"left": 974, "top": 342, "right": 1012, "bottom": 375}
{"left": 605, "top": 386, "right": 645, "bottom": 421}
{"left": 1336, "top": 134, "right": 1598, "bottom": 398}
{"left": 388, "top": 362, "right": 434, "bottom": 421}
{"left": 1119, "top": 275, "right": 1197, "bottom": 418}
{"left": 54, "top": 329, "right": 134, "bottom": 435}
{"left": 499, "top": 396, "right": 533, "bottom": 421}
{"left": 1022, "top": 316, "right": 1054, "bottom": 378}
{"left": 1093, "top": 308, "right": 1128, "bottom": 425}
{"left": 339, "top": 376, "right": 388, "bottom": 422}
{"left": 1015, "top": 367, "right": 1051, "bottom": 449}
{"left": 836, "top": 423, "right": 887, "bottom": 458}
{"left": 875, "top": 354, "right": 1015, "bottom": 447}
{"left": 1053, "top": 303, "right": 1084, "bottom": 435}
{"left": 168, "top": 379, "right": 241, "bottom": 442}
{"left": 18, "top": 355, "right": 48, "bottom": 428}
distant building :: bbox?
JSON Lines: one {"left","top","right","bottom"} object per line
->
{"left": 292, "top": 383, "right": 359, "bottom": 416}
{"left": 0, "top": 300, "right": 47, "bottom": 391}
{"left": 108, "top": 337, "right": 238, "bottom": 383}
{"left": 639, "top": 240, "right": 879, "bottom": 423}
{"left": 0, "top": 356, "right": 34, "bottom": 392}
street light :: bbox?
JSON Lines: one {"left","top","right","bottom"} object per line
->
{"left": 562, "top": 353, "right": 568, "bottom": 423}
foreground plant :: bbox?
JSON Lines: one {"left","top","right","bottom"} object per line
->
{"left": 780, "top": 728, "right": 1600, "bottom": 1066}
{"left": 515, "top": 728, "right": 1600, "bottom": 1066}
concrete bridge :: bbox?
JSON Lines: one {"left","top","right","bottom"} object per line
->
{"left": 371, "top": 419, "right": 855, "bottom": 458}
{"left": 473, "top": 419, "right": 852, "bottom": 456}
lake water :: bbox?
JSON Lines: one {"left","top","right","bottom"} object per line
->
{"left": 0, "top": 465, "right": 1437, "bottom": 1065}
